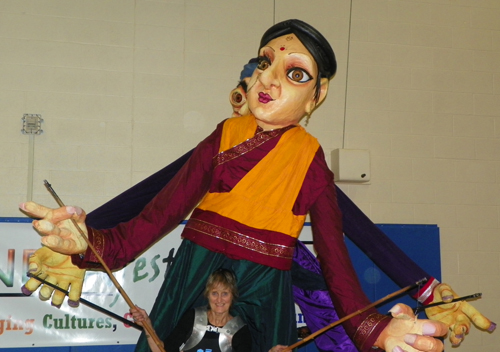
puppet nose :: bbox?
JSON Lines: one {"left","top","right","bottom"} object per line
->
{"left": 258, "top": 66, "right": 280, "bottom": 90}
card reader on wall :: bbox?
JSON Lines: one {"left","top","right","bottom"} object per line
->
{"left": 331, "top": 148, "right": 371, "bottom": 182}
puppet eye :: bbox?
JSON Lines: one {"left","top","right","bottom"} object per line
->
{"left": 232, "top": 91, "right": 245, "bottom": 105}
{"left": 257, "top": 57, "right": 271, "bottom": 71}
{"left": 233, "top": 91, "right": 243, "bottom": 103}
{"left": 230, "top": 87, "right": 246, "bottom": 107}
{"left": 287, "top": 68, "right": 311, "bottom": 83}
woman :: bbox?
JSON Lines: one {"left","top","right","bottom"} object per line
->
{"left": 22, "top": 19, "right": 456, "bottom": 352}
{"left": 130, "top": 269, "right": 251, "bottom": 352}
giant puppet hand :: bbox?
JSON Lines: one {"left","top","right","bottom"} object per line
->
{"left": 19, "top": 201, "right": 89, "bottom": 306}
{"left": 376, "top": 304, "right": 448, "bottom": 352}
{"left": 19, "top": 201, "right": 89, "bottom": 255}
{"left": 425, "top": 283, "right": 496, "bottom": 346}
{"left": 22, "top": 246, "right": 86, "bottom": 307}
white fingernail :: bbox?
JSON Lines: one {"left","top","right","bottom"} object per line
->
{"left": 389, "top": 305, "right": 402, "bottom": 314}
{"left": 422, "top": 323, "right": 437, "bottom": 335}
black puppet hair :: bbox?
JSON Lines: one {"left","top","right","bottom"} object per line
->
{"left": 237, "top": 79, "right": 248, "bottom": 92}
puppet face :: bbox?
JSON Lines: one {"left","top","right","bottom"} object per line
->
{"left": 207, "top": 283, "right": 233, "bottom": 315}
{"left": 229, "top": 79, "right": 250, "bottom": 117}
{"left": 246, "top": 34, "right": 328, "bottom": 130}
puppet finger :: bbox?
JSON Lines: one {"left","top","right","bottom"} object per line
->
{"left": 67, "top": 278, "right": 84, "bottom": 307}
{"left": 50, "top": 205, "right": 85, "bottom": 223}
{"left": 27, "top": 251, "right": 43, "bottom": 275}
{"left": 19, "top": 201, "right": 52, "bottom": 219}
{"left": 434, "top": 283, "right": 457, "bottom": 302}
{"left": 21, "top": 277, "right": 43, "bottom": 296}
{"left": 51, "top": 280, "right": 71, "bottom": 308}
{"left": 41, "top": 234, "right": 84, "bottom": 255}
{"left": 389, "top": 303, "right": 416, "bottom": 320}
{"left": 447, "top": 313, "right": 469, "bottom": 346}
{"left": 33, "top": 219, "right": 61, "bottom": 237}
{"left": 404, "top": 334, "right": 444, "bottom": 352}
{"left": 38, "top": 275, "right": 58, "bottom": 301}
{"left": 22, "top": 250, "right": 49, "bottom": 294}
{"left": 460, "top": 301, "right": 496, "bottom": 331}
{"left": 449, "top": 331, "right": 463, "bottom": 346}
{"left": 451, "top": 311, "right": 470, "bottom": 334}
{"left": 40, "top": 233, "right": 66, "bottom": 250}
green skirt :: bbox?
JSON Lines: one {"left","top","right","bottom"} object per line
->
{"left": 135, "top": 239, "right": 296, "bottom": 352}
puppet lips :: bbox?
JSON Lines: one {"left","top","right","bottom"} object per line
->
{"left": 258, "top": 92, "right": 273, "bottom": 104}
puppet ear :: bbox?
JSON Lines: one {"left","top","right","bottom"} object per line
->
{"left": 307, "top": 78, "right": 329, "bottom": 115}
{"left": 316, "top": 77, "right": 329, "bottom": 105}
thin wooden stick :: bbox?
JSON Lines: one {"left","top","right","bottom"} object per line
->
{"left": 43, "top": 180, "right": 166, "bottom": 352}
{"left": 283, "top": 278, "right": 428, "bottom": 352}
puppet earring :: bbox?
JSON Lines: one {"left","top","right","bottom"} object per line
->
{"left": 305, "top": 113, "right": 311, "bottom": 126}
{"left": 305, "top": 102, "right": 315, "bottom": 126}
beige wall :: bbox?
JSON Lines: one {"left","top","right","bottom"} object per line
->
{"left": 1, "top": 0, "right": 499, "bottom": 350}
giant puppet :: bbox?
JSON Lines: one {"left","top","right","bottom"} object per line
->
{"left": 20, "top": 19, "right": 494, "bottom": 352}
{"left": 227, "top": 58, "right": 496, "bottom": 352}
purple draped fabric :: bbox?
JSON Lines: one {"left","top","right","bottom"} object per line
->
{"left": 335, "top": 189, "right": 429, "bottom": 297}
{"left": 86, "top": 150, "right": 193, "bottom": 229}
{"left": 293, "top": 241, "right": 358, "bottom": 352}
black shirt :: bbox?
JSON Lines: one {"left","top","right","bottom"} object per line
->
{"left": 164, "top": 309, "right": 252, "bottom": 352}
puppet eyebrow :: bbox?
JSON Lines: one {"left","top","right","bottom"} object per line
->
{"left": 287, "top": 52, "right": 314, "bottom": 66}
{"left": 287, "top": 51, "right": 310, "bottom": 59}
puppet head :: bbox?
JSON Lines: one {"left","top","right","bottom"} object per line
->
{"left": 245, "top": 19, "right": 337, "bottom": 130}
{"left": 230, "top": 20, "right": 337, "bottom": 127}
{"left": 229, "top": 58, "right": 259, "bottom": 117}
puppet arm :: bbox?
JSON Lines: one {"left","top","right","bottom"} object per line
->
{"left": 334, "top": 185, "right": 496, "bottom": 344}
{"left": 310, "top": 192, "right": 448, "bottom": 352}
{"left": 71, "top": 124, "right": 219, "bottom": 270}
{"left": 18, "top": 123, "right": 221, "bottom": 306}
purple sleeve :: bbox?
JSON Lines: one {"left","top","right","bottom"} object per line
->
{"left": 292, "top": 241, "right": 358, "bottom": 352}
{"left": 74, "top": 124, "right": 223, "bottom": 270}
{"left": 335, "top": 186, "right": 436, "bottom": 300}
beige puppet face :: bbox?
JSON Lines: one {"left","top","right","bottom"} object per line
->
{"left": 246, "top": 34, "right": 327, "bottom": 130}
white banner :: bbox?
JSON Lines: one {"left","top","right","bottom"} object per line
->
{"left": 0, "top": 220, "right": 312, "bottom": 348}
